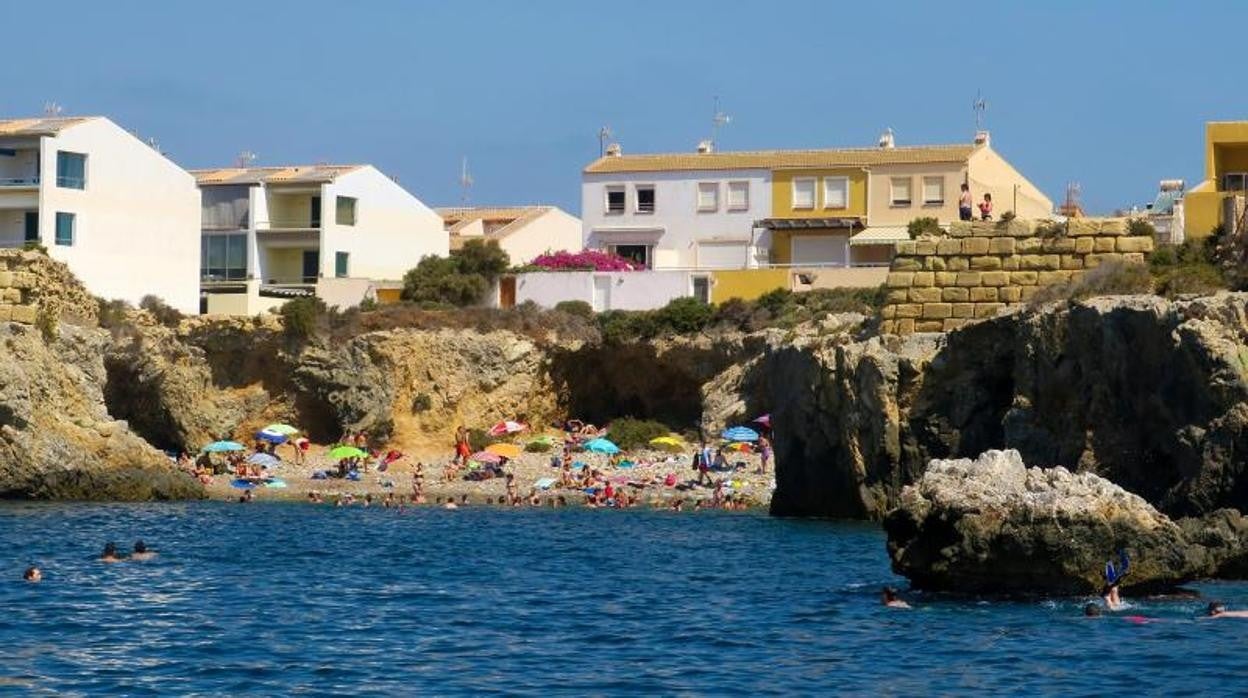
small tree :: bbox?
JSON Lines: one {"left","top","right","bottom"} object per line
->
{"left": 139, "top": 295, "right": 184, "bottom": 328}
{"left": 907, "top": 217, "right": 942, "bottom": 238}
{"left": 279, "top": 296, "right": 326, "bottom": 341}
{"left": 400, "top": 240, "right": 511, "bottom": 306}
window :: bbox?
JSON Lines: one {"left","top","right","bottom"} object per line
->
{"left": 200, "top": 234, "right": 248, "bottom": 281}
{"left": 691, "top": 276, "right": 711, "bottom": 304}
{"left": 56, "top": 151, "right": 86, "bottom": 189}
{"left": 890, "top": 177, "right": 913, "bottom": 206}
{"left": 1224, "top": 173, "right": 1248, "bottom": 191}
{"left": 635, "top": 185, "right": 656, "bottom": 213}
{"left": 605, "top": 186, "right": 626, "bottom": 214}
{"left": 727, "top": 181, "right": 750, "bottom": 211}
{"left": 697, "top": 182, "right": 719, "bottom": 212}
{"left": 922, "top": 176, "right": 945, "bottom": 205}
{"left": 54, "top": 212, "right": 75, "bottom": 246}
{"left": 823, "top": 177, "right": 849, "bottom": 209}
{"left": 335, "top": 251, "right": 350, "bottom": 278}
{"left": 23, "top": 212, "right": 38, "bottom": 242}
{"left": 335, "top": 196, "right": 357, "bottom": 225}
{"left": 792, "top": 178, "right": 816, "bottom": 209}
{"left": 611, "top": 244, "right": 650, "bottom": 269}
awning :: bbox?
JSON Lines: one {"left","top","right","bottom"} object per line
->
{"left": 587, "top": 227, "right": 664, "bottom": 245}
{"left": 850, "top": 226, "right": 912, "bottom": 246}
{"left": 755, "top": 217, "right": 859, "bottom": 230}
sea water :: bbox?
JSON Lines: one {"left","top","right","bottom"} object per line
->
{"left": 1, "top": 502, "right": 1246, "bottom": 695}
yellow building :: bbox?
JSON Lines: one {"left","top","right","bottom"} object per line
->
{"left": 1183, "top": 122, "right": 1248, "bottom": 239}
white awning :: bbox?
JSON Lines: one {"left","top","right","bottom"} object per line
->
{"left": 849, "top": 226, "right": 912, "bottom": 246}
{"left": 588, "top": 227, "right": 664, "bottom": 245}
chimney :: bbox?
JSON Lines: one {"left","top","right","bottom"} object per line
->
{"left": 973, "top": 130, "right": 991, "bottom": 147}
{"left": 878, "top": 128, "right": 895, "bottom": 149}
{"left": 696, "top": 139, "right": 714, "bottom": 154}
{"left": 605, "top": 143, "right": 623, "bottom": 157}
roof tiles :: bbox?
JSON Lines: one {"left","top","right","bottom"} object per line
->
{"left": 584, "top": 144, "right": 978, "bottom": 174}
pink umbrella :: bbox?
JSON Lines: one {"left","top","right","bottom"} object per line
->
{"left": 753, "top": 414, "right": 771, "bottom": 427}
{"left": 488, "top": 420, "right": 528, "bottom": 437}
{"left": 470, "top": 451, "right": 502, "bottom": 464}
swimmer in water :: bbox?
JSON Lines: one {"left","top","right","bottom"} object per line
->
{"left": 1206, "top": 602, "right": 1248, "bottom": 619}
{"left": 131, "top": 540, "right": 157, "bottom": 561}
{"left": 881, "top": 586, "right": 911, "bottom": 609}
{"left": 1102, "top": 549, "right": 1129, "bottom": 611}
{"left": 1083, "top": 602, "right": 1102, "bottom": 617}
{"left": 23, "top": 565, "right": 41, "bottom": 582}
{"left": 100, "top": 542, "right": 123, "bottom": 563}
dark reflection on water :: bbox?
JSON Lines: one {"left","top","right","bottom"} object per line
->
{"left": 1, "top": 502, "right": 1246, "bottom": 694}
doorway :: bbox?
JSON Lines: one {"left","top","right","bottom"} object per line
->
{"left": 310, "top": 196, "right": 322, "bottom": 228}
{"left": 592, "top": 276, "right": 611, "bottom": 312}
{"left": 301, "top": 250, "right": 320, "bottom": 283}
{"left": 499, "top": 277, "right": 516, "bottom": 308}
{"left": 23, "top": 212, "right": 38, "bottom": 242}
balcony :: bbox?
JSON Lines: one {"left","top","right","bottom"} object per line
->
{"left": 257, "top": 219, "right": 321, "bottom": 232}
{"left": 0, "top": 175, "right": 39, "bottom": 190}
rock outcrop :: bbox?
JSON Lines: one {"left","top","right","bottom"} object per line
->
{"left": 765, "top": 293, "right": 1248, "bottom": 520}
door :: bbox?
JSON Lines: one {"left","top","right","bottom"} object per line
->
{"left": 791, "top": 235, "right": 849, "bottom": 266}
{"left": 23, "top": 212, "right": 38, "bottom": 242}
{"left": 691, "top": 276, "right": 711, "bottom": 304}
{"left": 301, "top": 250, "right": 320, "bottom": 283}
{"left": 310, "top": 196, "right": 322, "bottom": 228}
{"left": 499, "top": 277, "right": 516, "bottom": 308}
{"left": 592, "top": 276, "right": 611, "bottom": 312}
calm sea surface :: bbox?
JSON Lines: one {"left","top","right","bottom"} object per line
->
{"left": 2, "top": 502, "right": 1246, "bottom": 695}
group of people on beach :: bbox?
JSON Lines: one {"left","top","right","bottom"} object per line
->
{"left": 22, "top": 540, "right": 156, "bottom": 583}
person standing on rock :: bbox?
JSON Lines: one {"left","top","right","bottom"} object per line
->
{"left": 958, "top": 183, "right": 974, "bottom": 221}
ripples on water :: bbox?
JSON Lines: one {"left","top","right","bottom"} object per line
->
{"left": 2, "top": 502, "right": 1247, "bottom": 695}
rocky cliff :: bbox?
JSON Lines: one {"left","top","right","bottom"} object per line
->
{"left": 764, "top": 293, "right": 1248, "bottom": 520}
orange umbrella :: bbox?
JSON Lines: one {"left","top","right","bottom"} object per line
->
{"left": 485, "top": 443, "right": 522, "bottom": 459}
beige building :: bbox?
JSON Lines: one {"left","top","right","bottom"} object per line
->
{"left": 438, "top": 205, "right": 582, "bottom": 265}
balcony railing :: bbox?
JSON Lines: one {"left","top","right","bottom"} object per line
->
{"left": 257, "top": 219, "right": 320, "bottom": 230}
{"left": 0, "top": 176, "right": 40, "bottom": 188}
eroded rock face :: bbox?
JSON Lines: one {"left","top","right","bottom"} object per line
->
{"left": 0, "top": 323, "right": 201, "bottom": 500}
{"left": 884, "top": 450, "right": 1202, "bottom": 594}
{"left": 767, "top": 293, "right": 1248, "bottom": 520}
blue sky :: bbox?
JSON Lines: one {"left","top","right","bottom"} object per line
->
{"left": 4, "top": 1, "right": 1246, "bottom": 214}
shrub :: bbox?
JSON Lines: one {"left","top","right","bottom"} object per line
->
{"left": 467, "top": 428, "right": 498, "bottom": 452}
{"left": 529, "top": 250, "right": 638, "bottom": 272}
{"left": 1035, "top": 220, "right": 1067, "bottom": 239}
{"left": 525, "top": 440, "right": 553, "bottom": 453}
{"left": 998, "top": 210, "right": 1016, "bottom": 224}
{"left": 1149, "top": 236, "right": 1228, "bottom": 298}
{"left": 554, "top": 300, "right": 594, "bottom": 319}
{"left": 21, "top": 241, "right": 47, "bottom": 254}
{"left": 907, "top": 216, "right": 942, "bottom": 238}
{"left": 279, "top": 296, "right": 326, "bottom": 341}
{"left": 456, "top": 238, "right": 511, "bottom": 279}
{"left": 1027, "top": 260, "right": 1152, "bottom": 307}
{"left": 358, "top": 297, "right": 379, "bottom": 312}
{"left": 96, "top": 298, "right": 133, "bottom": 330}
{"left": 597, "top": 310, "right": 657, "bottom": 344}
{"left": 755, "top": 288, "right": 796, "bottom": 316}
{"left": 139, "top": 295, "right": 184, "bottom": 328}
{"left": 653, "top": 296, "right": 713, "bottom": 334}
{"left": 1128, "top": 218, "right": 1157, "bottom": 238}
{"left": 400, "top": 240, "right": 511, "bottom": 307}
{"left": 36, "top": 308, "right": 58, "bottom": 342}
{"left": 606, "top": 417, "right": 671, "bottom": 451}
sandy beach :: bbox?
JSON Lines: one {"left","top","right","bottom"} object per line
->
{"left": 202, "top": 436, "right": 776, "bottom": 509}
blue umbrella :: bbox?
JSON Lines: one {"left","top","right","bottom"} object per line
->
{"left": 202, "top": 440, "right": 245, "bottom": 453}
{"left": 255, "top": 429, "right": 288, "bottom": 445}
{"left": 721, "top": 426, "right": 759, "bottom": 442}
{"left": 247, "top": 453, "right": 280, "bottom": 468}
{"left": 584, "top": 438, "right": 620, "bottom": 455}
{"left": 229, "top": 479, "right": 256, "bottom": 490}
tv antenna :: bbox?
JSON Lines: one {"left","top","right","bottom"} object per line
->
{"left": 43, "top": 101, "right": 63, "bottom": 117}
{"left": 972, "top": 91, "right": 987, "bottom": 131}
{"left": 236, "top": 151, "right": 257, "bottom": 168}
{"left": 710, "top": 96, "right": 731, "bottom": 148}
{"left": 459, "top": 156, "right": 473, "bottom": 206}
{"left": 598, "top": 126, "right": 613, "bottom": 157}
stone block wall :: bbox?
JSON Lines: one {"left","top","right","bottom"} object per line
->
{"left": 0, "top": 249, "right": 99, "bottom": 326}
{"left": 879, "top": 218, "right": 1154, "bottom": 335}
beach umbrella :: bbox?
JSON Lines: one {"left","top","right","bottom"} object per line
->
{"left": 485, "top": 443, "right": 522, "bottom": 459}
{"left": 328, "top": 445, "right": 367, "bottom": 461}
{"left": 229, "top": 479, "right": 256, "bottom": 490}
{"left": 584, "top": 438, "right": 620, "bottom": 455}
{"left": 263, "top": 423, "right": 300, "bottom": 436}
{"left": 255, "top": 429, "right": 288, "bottom": 445}
{"left": 725, "top": 442, "right": 753, "bottom": 453}
{"left": 488, "top": 420, "right": 528, "bottom": 437}
{"left": 753, "top": 414, "right": 771, "bottom": 428}
{"left": 721, "top": 426, "right": 759, "bottom": 442}
{"left": 247, "top": 453, "right": 281, "bottom": 468}
{"left": 528, "top": 435, "right": 556, "bottom": 447}
{"left": 471, "top": 451, "right": 502, "bottom": 464}
{"left": 202, "top": 440, "right": 245, "bottom": 453}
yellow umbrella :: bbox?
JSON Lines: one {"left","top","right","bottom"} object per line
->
{"left": 485, "top": 443, "right": 522, "bottom": 459}
{"left": 649, "top": 436, "right": 685, "bottom": 447}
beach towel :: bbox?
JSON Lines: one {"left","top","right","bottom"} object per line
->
{"left": 534, "top": 477, "right": 557, "bottom": 490}
{"left": 615, "top": 460, "right": 635, "bottom": 469}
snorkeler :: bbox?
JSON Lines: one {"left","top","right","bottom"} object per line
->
{"left": 100, "top": 542, "right": 124, "bottom": 563}
{"left": 1102, "top": 549, "right": 1130, "bottom": 611}
{"left": 23, "top": 566, "right": 41, "bottom": 582}
{"left": 1206, "top": 602, "right": 1248, "bottom": 619}
{"left": 881, "top": 587, "right": 911, "bottom": 609}
{"left": 131, "top": 540, "right": 157, "bottom": 561}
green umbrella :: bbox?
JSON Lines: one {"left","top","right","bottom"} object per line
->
{"left": 328, "top": 446, "right": 367, "bottom": 460}
{"left": 263, "top": 424, "right": 299, "bottom": 436}
{"left": 202, "top": 440, "right": 245, "bottom": 453}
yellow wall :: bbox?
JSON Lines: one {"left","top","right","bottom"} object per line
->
{"left": 268, "top": 194, "right": 316, "bottom": 227}
{"left": 1186, "top": 189, "right": 1227, "bottom": 239}
{"left": 266, "top": 248, "right": 305, "bottom": 283}
{"left": 771, "top": 169, "right": 867, "bottom": 218}
{"left": 710, "top": 269, "right": 790, "bottom": 303}
{"left": 1187, "top": 122, "right": 1248, "bottom": 240}
{"left": 375, "top": 288, "right": 402, "bottom": 304}
{"left": 1206, "top": 122, "right": 1248, "bottom": 178}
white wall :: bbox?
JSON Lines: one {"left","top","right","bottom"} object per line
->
{"left": 581, "top": 168, "right": 769, "bottom": 268}
{"left": 514, "top": 270, "right": 693, "bottom": 310}
{"left": 320, "top": 166, "right": 447, "bottom": 282}
{"left": 39, "top": 118, "right": 201, "bottom": 313}
{"left": 502, "top": 207, "right": 583, "bottom": 265}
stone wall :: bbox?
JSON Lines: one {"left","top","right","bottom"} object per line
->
{"left": 0, "top": 249, "right": 99, "bottom": 326}
{"left": 879, "top": 218, "right": 1154, "bottom": 335}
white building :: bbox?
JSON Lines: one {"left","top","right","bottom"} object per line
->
{"left": 194, "top": 164, "right": 446, "bottom": 314}
{"left": 0, "top": 116, "right": 201, "bottom": 313}
{"left": 581, "top": 146, "right": 771, "bottom": 270}
{"left": 438, "top": 205, "right": 582, "bottom": 265}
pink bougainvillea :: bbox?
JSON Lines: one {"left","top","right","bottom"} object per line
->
{"left": 529, "top": 250, "right": 638, "bottom": 271}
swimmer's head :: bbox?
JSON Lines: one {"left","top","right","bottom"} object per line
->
{"left": 133, "top": 540, "right": 147, "bottom": 554}
{"left": 1208, "top": 601, "right": 1226, "bottom": 616}
{"left": 102, "top": 542, "right": 117, "bottom": 558}
{"left": 23, "top": 566, "right": 41, "bottom": 582}
{"left": 1083, "top": 602, "right": 1101, "bottom": 617}
{"left": 882, "top": 587, "right": 899, "bottom": 603}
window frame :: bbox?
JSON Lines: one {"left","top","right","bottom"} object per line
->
{"left": 55, "top": 151, "right": 87, "bottom": 190}
{"left": 604, "top": 185, "right": 626, "bottom": 214}
{"left": 792, "top": 177, "right": 817, "bottom": 210}
{"left": 890, "top": 177, "right": 913, "bottom": 207}
{"left": 922, "top": 176, "right": 945, "bottom": 206}
{"left": 335, "top": 251, "right": 350, "bottom": 278}
{"left": 335, "top": 196, "right": 357, "bottom": 226}
{"left": 634, "top": 184, "right": 656, "bottom": 214}
{"left": 726, "top": 181, "right": 750, "bottom": 211}
{"left": 1224, "top": 172, "right": 1248, "bottom": 191}
{"left": 54, "top": 211, "right": 75, "bottom": 246}
{"left": 696, "top": 182, "right": 719, "bottom": 212}
{"left": 822, "top": 176, "right": 849, "bottom": 210}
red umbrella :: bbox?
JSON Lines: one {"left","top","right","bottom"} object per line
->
{"left": 488, "top": 420, "right": 528, "bottom": 437}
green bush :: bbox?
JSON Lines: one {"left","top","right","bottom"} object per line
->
{"left": 467, "top": 428, "right": 498, "bottom": 452}
{"left": 1128, "top": 218, "right": 1158, "bottom": 238}
{"left": 907, "top": 216, "right": 942, "bottom": 237}
{"left": 21, "top": 241, "right": 47, "bottom": 254}
{"left": 96, "top": 298, "right": 133, "bottom": 330}
{"left": 525, "top": 440, "right": 553, "bottom": 453}
{"left": 606, "top": 417, "right": 671, "bottom": 451}
{"left": 1149, "top": 236, "right": 1228, "bottom": 298}
{"left": 1027, "top": 260, "right": 1153, "bottom": 307}
{"left": 597, "top": 310, "right": 658, "bottom": 344}
{"left": 139, "top": 295, "right": 184, "bottom": 328}
{"left": 653, "top": 296, "right": 714, "bottom": 334}
{"left": 279, "top": 296, "right": 326, "bottom": 341}
{"left": 554, "top": 300, "right": 594, "bottom": 319}
{"left": 400, "top": 240, "right": 511, "bottom": 307}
